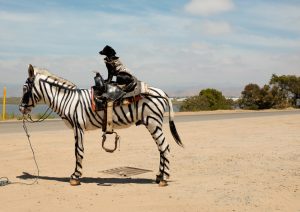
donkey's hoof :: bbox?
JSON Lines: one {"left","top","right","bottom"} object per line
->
{"left": 159, "top": 180, "right": 168, "bottom": 187}
{"left": 156, "top": 175, "right": 163, "bottom": 184}
{"left": 70, "top": 178, "right": 81, "bottom": 186}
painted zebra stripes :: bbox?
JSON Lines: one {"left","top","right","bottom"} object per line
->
{"left": 19, "top": 65, "right": 183, "bottom": 185}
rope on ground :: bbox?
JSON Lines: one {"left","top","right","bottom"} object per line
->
{"left": 0, "top": 116, "right": 42, "bottom": 186}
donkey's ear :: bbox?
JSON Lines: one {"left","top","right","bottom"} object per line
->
{"left": 28, "top": 64, "right": 34, "bottom": 78}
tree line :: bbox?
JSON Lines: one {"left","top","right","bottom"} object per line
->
{"left": 180, "top": 74, "right": 300, "bottom": 111}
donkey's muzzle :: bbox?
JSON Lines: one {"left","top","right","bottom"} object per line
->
{"left": 19, "top": 104, "right": 31, "bottom": 115}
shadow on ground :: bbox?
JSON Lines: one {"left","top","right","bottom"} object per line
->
{"left": 17, "top": 172, "right": 156, "bottom": 185}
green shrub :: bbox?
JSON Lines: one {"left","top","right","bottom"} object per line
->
{"left": 239, "top": 83, "right": 290, "bottom": 110}
{"left": 180, "top": 88, "right": 232, "bottom": 111}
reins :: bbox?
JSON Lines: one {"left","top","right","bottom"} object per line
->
{"left": 24, "top": 107, "right": 53, "bottom": 123}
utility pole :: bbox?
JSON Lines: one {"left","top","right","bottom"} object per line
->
{"left": 2, "top": 87, "right": 6, "bottom": 120}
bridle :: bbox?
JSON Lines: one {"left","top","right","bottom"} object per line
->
{"left": 20, "top": 77, "right": 36, "bottom": 109}
{"left": 20, "top": 76, "right": 53, "bottom": 123}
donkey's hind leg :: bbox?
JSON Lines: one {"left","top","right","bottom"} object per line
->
{"left": 146, "top": 122, "right": 170, "bottom": 186}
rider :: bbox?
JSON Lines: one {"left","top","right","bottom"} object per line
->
{"left": 99, "top": 45, "right": 137, "bottom": 92}
{"left": 97, "top": 46, "right": 138, "bottom": 134}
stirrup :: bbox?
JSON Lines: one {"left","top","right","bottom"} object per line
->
{"left": 102, "top": 131, "right": 120, "bottom": 153}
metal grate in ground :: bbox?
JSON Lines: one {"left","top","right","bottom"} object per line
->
{"left": 100, "top": 166, "right": 152, "bottom": 177}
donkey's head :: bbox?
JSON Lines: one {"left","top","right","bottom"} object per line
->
{"left": 19, "top": 64, "right": 40, "bottom": 115}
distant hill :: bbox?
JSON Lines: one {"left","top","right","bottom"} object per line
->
{"left": 0, "top": 97, "right": 22, "bottom": 104}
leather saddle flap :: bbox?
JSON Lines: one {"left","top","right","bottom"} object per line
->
{"left": 102, "top": 84, "right": 126, "bottom": 101}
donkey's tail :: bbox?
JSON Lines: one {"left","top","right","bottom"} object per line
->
{"left": 167, "top": 98, "right": 184, "bottom": 148}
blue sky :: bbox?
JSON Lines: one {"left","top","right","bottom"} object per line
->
{"left": 0, "top": 0, "right": 299, "bottom": 96}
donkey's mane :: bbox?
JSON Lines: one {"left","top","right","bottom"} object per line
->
{"left": 34, "top": 67, "right": 77, "bottom": 89}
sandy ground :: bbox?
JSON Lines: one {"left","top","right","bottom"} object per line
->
{"left": 0, "top": 112, "right": 299, "bottom": 212}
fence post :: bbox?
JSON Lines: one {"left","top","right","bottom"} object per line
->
{"left": 2, "top": 87, "right": 6, "bottom": 120}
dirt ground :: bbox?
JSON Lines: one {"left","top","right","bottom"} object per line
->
{"left": 0, "top": 112, "right": 299, "bottom": 212}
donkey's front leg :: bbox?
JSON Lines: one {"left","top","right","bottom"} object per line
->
{"left": 70, "top": 126, "right": 84, "bottom": 186}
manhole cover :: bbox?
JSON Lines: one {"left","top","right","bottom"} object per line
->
{"left": 100, "top": 166, "right": 152, "bottom": 177}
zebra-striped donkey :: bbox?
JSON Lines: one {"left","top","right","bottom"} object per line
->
{"left": 19, "top": 64, "right": 183, "bottom": 186}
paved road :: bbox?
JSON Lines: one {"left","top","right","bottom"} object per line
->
{"left": 175, "top": 110, "right": 300, "bottom": 122}
{"left": 1, "top": 110, "right": 300, "bottom": 134}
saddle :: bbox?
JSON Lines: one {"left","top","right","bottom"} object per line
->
{"left": 91, "top": 80, "right": 148, "bottom": 134}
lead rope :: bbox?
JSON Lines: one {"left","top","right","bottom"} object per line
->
{"left": 21, "top": 117, "right": 40, "bottom": 184}
{"left": 0, "top": 117, "right": 40, "bottom": 186}
{"left": 0, "top": 87, "right": 56, "bottom": 186}
{"left": 0, "top": 107, "right": 53, "bottom": 187}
